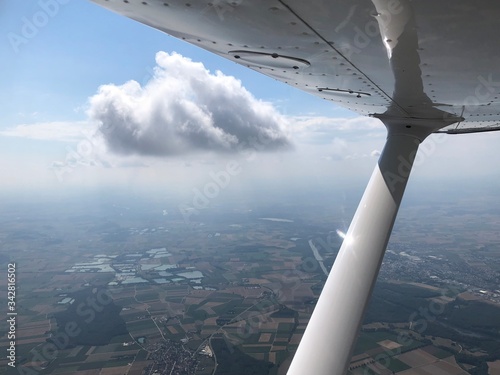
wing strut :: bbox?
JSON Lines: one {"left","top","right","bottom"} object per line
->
{"left": 287, "top": 119, "right": 446, "bottom": 374}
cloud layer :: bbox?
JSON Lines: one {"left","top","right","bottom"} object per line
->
{"left": 87, "top": 52, "right": 291, "bottom": 156}
{"left": 289, "top": 115, "right": 385, "bottom": 145}
{"left": 0, "top": 121, "right": 91, "bottom": 142}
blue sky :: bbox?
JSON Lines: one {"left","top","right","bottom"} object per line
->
{"left": 2, "top": 0, "right": 345, "bottom": 123}
{"left": 2, "top": 0, "right": 500, "bottom": 202}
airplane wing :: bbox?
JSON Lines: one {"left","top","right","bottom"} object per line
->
{"left": 92, "top": 0, "right": 500, "bottom": 133}
{"left": 89, "top": 1, "right": 500, "bottom": 374}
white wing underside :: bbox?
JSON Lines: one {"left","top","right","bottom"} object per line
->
{"left": 91, "top": 0, "right": 500, "bottom": 133}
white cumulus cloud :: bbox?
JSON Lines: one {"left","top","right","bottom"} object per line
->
{"left": 87, "top": 51, "right": 291, "bottom": 156}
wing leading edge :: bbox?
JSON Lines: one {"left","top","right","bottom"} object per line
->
{"left": 91, "top": 0, "right": 500, "bottom": 133}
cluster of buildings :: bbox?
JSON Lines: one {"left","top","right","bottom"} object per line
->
{"left": 144, "top": 340, "right": 199, "bottom": 374}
